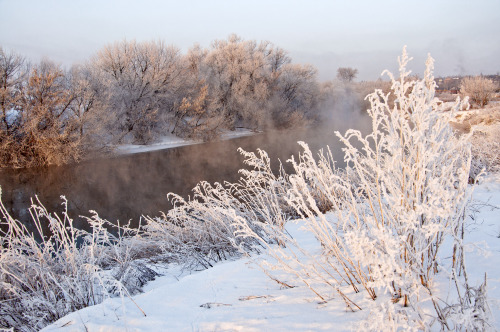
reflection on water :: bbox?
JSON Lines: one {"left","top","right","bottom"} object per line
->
{"left": 0, "top": 118, "right": 370, "bottom": 231}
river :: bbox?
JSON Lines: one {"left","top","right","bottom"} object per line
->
{"left": 0, "top": 117, "right": 370, "bottom": 232}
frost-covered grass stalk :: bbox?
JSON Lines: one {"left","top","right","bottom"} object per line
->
{"left": 232, "top": 48, "right": 489, "bottom": 330}
{"left": 0, "top": 194, "right": 158, "bottom": 331}
{"left": 143, "top": 148, "right": 291, "bottom": 269}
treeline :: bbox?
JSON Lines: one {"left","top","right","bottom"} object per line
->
{"left": 0, "top": 35, "right": 325, "bottom": 168}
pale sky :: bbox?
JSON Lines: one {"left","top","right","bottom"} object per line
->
{"left": 1, "top": 0, "right": 499, "bottom": 81}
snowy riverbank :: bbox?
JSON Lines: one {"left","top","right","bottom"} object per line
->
{"left": 42, "top": 174, "right": 500, "bottom": 331}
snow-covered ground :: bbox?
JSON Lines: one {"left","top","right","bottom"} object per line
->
{"left": 114, "top": 129, "right": 255, "bottom": 155}
{"left": 42, "top": 174, "right": 500, "bottom": 331}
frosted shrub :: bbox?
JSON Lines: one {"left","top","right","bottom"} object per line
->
{"left": 460, "top": 76, "right": 497, "bottom": 107}
{"left": 332, "top": 48, "right": 473, "bottom": 309}
{"left": 470, "top": 125, "right": 500, "bottom": 177}
{"left": 144, "top": 148, "right": 290, "bottom": 269}
{"left": 235, "top": 48, "right": 487, "bottom": 329}
{"left": 145, "top": 182, "right": 254, "bottom": 269}
{"left": 0, "top": 194, "right": 155, "bottom": 331}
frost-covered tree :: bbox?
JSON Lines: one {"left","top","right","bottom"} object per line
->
{"left": 198, "top": 35, "right": 319, "bottom": 133}
{"left": 336, "top": 66, "right": 358, "bottom": 83}
{"left": 15, "top": 60, "right": 82, "bottom": 166}
{"left": 202, "top": 35, "right": 274, "bottom": 130}
{"left": 66, "top": 64, "right": 110, "bottom": 151}
{"left": 0, "top": 52, "right": 111, "bottom": 167}
{"left": 0, "top": 48, "right": 26, "bottom": 166}
{"left": 167, "top": 44, "right": 227, "bottom": 140}
{"left": 91, "top": 40, "right": 187, "bottom": 144}
{"left": 271, "top": 63, "right": 319, "bottom": 128}
{"left": 0, "top": 47, "right": 25, "bottom": 133}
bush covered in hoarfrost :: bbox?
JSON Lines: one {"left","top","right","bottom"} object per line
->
{"left": 460, "top": 75, "right": 497, "bottom": 107}
{"left": 0, "top": 196, "right": 160, "bottom": 331}
{"left": 143, "top": 148, "right": 291, "bottom": 269}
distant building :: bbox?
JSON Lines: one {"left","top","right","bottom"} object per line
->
{"left": 435, "top": 74, "right": 500, "bottom": 94}
{"left": 435, "top": 76, "right": 461, "bottom": 92}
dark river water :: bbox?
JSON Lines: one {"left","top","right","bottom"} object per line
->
{"left": 0, "top": 117, "right": 370, "bottom": 231}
